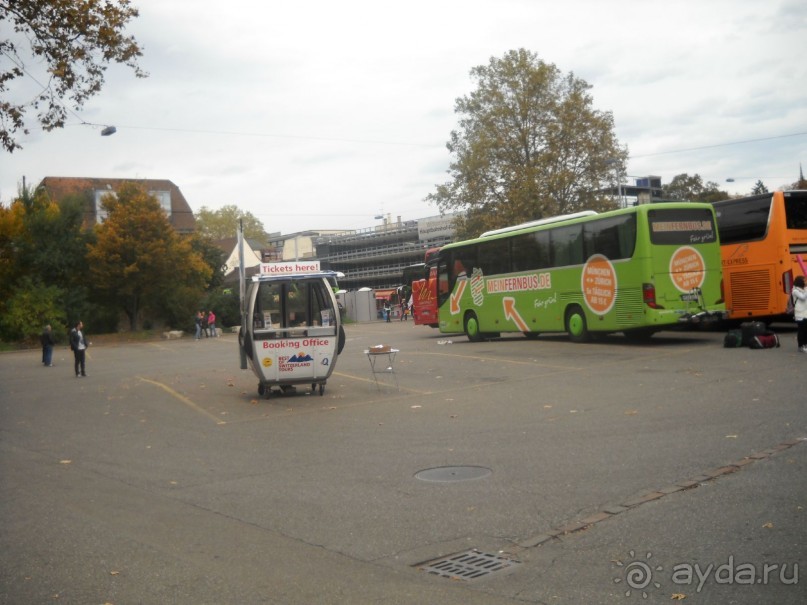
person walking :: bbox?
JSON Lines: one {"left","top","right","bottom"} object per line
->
{"left": 41, "top": 324, "right": 55, "bottom": 367}
{"left": 69, "top": 320, "right": 89, "bottom": 377}
{"left": 792, "top": 276, "right": 807, "bottom": 352}
{"left": 207, "top": 310, "right": 217, "bottom": 337}
{"left": 194, "top": 311, "right": 203, "bottom": 340}
{"left": 383, "top": 301, "right": 391, "bottom": 322}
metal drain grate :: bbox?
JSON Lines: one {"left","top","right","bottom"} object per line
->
{"left": 418, "top": 549, "right": 521, "bottom": 581}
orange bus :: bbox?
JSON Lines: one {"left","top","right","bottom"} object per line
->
{"left": 710, "top": 190, "right": 807, "bottom": 321}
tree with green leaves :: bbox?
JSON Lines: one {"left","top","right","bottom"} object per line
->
{"left": 195, "top": 204, "right": 268, "bottom": 244}
{"left": 662, "top": 174, "right": 730, "bottom": 203}
{"left": 751, "top": 180, "right": 769, "bottom": 195}
{"left": 189, "top": 233, "right": 228, "bottom": 291}
{"left": 0, "top": 276, "right": 66, "bottom": 342}
{"left": 426, "top": 48, "right": 624, "bottom": 239}
{"left": 0, "top": 0, "right": 146, "bottom": 152}
{"left": 86, "top": 183, "right": 212, "bottom": 331}
{"left": 0, "top": 183, "right": 91, "bottom": 341}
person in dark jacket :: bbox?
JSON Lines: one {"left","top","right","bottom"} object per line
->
{"left": 69, "top": 320, "right": 89, "bottom": 377}
{"left": 41, "top": 324, "right": 55, "bottom": 367}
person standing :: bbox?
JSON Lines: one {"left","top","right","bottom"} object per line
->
{"left": 69, "top": 320, "right": 89, "bottom": 377}
{"left": 792, "top": 276, "right": 807, "bottom": 352}
{"left": 194, "top": 311, "right": 203, "bottom": 340}
{"left": 41, "top": 324, "right": 55, "bottom": 367}
{"left": 207, "top": 310, "right": 217, "bottom": 337}
{"left": 383, "top": 301, "right": 391, "bottom": 322}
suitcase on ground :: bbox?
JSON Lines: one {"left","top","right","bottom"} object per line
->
{"left": 723, "top": 329, "right": 743, "bottom": 348}
{"left": 750, "top": 331, "right": 780, "bottom": 349}
{"left": 740, "top": 321, "right": 767, "bottom": 346}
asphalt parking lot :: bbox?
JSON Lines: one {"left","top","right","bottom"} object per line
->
{"left": 1, "top": 321, "right": 805, "bottom": 604}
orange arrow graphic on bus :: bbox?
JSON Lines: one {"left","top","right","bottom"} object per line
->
{"left": 503, "top": 297, "right": 529, "bottom": 331}
{"left": 450, "top": 279, "right": 467, "bottom": 315}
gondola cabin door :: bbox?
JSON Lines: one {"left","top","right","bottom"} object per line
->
{"left": 241, "top": 262, "right": 344, "bottom": 397}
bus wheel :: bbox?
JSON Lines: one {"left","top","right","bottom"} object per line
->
{"left": 464, "top": 312, "right": 483, "bottom": 342}
{"left": 565, "top": 306, "right": 590, "bottom": 343}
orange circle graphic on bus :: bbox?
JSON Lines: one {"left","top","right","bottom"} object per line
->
{"left": 669, "top": 246, "right": 705, "bottom": 292}
{"left": 262, "top": 357, "right": 273, "bottom": 368}
{"left": 582, "top": 254, "right": 617, "bottom": 315}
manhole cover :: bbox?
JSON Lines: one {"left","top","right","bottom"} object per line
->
{"left": 418, "top": 549, "right": 521, "bottom": 581}
{"left": 415, "top": 465, "right": 492, "bottom": 482}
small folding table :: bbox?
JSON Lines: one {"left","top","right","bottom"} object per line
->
{"left": 364, "top": 345, "right": 399, "bottom": 390}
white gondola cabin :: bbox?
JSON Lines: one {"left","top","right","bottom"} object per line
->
{"left": 239, "top": 262, "right": 345, "bottom": 397}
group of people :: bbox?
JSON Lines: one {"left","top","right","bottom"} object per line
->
{"left": 41, "top": 320, "right": 88, "bottom": 377}
{"left": 382, "top": 300, "right": 411, "bottom": 322}
{"left": 194, "top": 310, "right": 218, "bottom": 339}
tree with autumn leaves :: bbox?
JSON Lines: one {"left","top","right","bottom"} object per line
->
{"left": 0, "top": 186, "right": 90, "bottom": 340}
{"left": 86, "top": 183, "right": 211, "bottom": 331}
{"left": 427, "top": 49, "right": 625, "bottom": 239}
{"left": 0, "top": 0, "right": 146, "bottom": 152}
{"left": 0, "top": 181, "right": 216, "bottom": 341}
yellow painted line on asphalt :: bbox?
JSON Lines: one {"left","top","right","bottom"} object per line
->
{"left": 137, "top": 376, "right": 227, "bottom": 425}
{"left": 330, "top": 371, "right": 431, "bottom": 395}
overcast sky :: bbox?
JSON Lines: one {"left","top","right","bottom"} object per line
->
{"left": 2, "top": 0, "right": 806, "bottom": 234}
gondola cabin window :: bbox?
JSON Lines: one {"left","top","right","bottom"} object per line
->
{"left": 253, "top": 279, "right": 336, "bottom": 337}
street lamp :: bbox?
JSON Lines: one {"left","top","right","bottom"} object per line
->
{"left": 605, "top": 159, "right": 623, "bottom": 207}
{"left": 100, "top": 125, "right": 116, "bottom": 136}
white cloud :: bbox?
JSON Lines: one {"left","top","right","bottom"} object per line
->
{"left": 2, "top": 0, "right": 806, "bottom": 232}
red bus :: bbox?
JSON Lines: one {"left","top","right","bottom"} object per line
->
{"left": 405, "top": 247, "right": 440, "bottom": 328}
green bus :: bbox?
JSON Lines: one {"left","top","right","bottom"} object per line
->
{"left": 435, "top": 203, "right": 726, "bottom": 342}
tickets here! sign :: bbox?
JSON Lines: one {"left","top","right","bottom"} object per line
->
{"left": 260, "top": 261, "right": 321, "bottom": 275}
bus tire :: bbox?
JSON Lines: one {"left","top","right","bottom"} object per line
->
{"left": 464, "top": 312, "right": 484, "bottom": 342}
{"left": 565, "top": 306, "right": 590, "bottom": 343}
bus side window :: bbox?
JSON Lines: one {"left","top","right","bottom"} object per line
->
{"left": 550, "top": 224, "right": 584, "bottom": 267}
{"left": 437, "top": 257, "right": 450, "bottom": 300}
{"left": 453, "top": 247, "right": 477, "bottom": 279}
{"left": 512, "top": 231, "right": 550, "bottom": 271}
{"left": 479, "top": 238, "right": 509, "bottom": 275}
{"left": 584, "top": 215, "right": 636, "bottom": 260}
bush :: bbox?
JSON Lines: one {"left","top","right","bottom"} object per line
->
{"left": 0, "top": 277, "right": 66, "bottom": 342}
